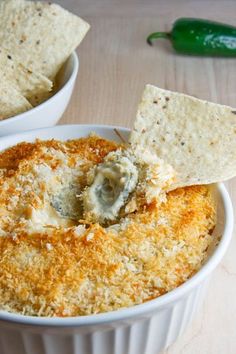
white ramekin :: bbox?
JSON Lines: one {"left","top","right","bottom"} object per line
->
{"left": 0, "top": 125, "right": 233, "bottom": 354}
{"left": 0, "top": 53, "right": 79, "bottom": 137}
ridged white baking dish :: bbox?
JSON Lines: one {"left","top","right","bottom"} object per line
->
{"left": 0, "top": 125, "right": 233, "bottom": 354}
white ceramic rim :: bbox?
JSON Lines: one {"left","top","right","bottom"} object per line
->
{"left": 0, "top": 52, "right": 79, "bottom": 128}
{"left": 0, "top": 124, "right": 233, "bottom": 326}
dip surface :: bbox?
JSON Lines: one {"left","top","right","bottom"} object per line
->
{"left": 0, "top": 136, "right": 216, "bottom": 316}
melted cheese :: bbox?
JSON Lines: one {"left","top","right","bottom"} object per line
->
{"left": 83, "top": 150, "right": 138, "bottom": 223}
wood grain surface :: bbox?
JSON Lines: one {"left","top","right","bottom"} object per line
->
{"left": 57, "top": 1, "right": 236, "bottom": 353}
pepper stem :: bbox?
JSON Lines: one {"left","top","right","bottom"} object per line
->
{"left": 147, "top": 32, "right": 171, "bottom": 46}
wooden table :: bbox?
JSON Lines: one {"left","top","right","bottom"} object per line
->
{"left": 58, "top": 1, "right": 236, "bottom": 353}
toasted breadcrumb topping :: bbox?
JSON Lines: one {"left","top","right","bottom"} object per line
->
{"left": 0, "top": 136, "right": 216, "bottom": 316}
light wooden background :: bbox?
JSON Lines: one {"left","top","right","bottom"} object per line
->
{"left": 58, "top": 0, "right": 236, "bottom": 353}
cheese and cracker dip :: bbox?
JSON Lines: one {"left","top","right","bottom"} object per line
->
{"left": 0, "top": 136, "right": 216, "bottom": 317}
{"left": 0, "top": 85, "right": 235, "bottom": 316}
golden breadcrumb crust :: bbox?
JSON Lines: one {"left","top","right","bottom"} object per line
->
{"left": 0, "top": 136, "right": 216, "bottom": 316}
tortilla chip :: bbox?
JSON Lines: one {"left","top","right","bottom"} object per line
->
{"left": 130, "top": 85, "right": 236, "bottom": 188}
{"left": 0, "top": 46, "right": 52, "bottom": 106}
{"left": 0, "top": 78, "right": 32, "bottom": 120}
{"left": 0, "top": 0, "right": 90, "bottom": 80}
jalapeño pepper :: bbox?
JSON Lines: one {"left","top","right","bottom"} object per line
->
{"left": 147, "top": 18, "right": 236, "bottom": 56}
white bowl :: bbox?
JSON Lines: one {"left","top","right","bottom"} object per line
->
{"left": 0, "top": 53, "right": 79, "bottom": 137}
{"left": 0, "top": 125, "right": 233, "bottom": 354}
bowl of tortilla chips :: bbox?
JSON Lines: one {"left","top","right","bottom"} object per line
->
{"left": 0, "top": 84, "right": 234, "bottom": 354}
{"left": 0, "top": 0, "right": 90, "bottom": 136}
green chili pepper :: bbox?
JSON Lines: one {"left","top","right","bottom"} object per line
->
{"left": 147, "top": 18, "right": 236, "bottom": 56}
